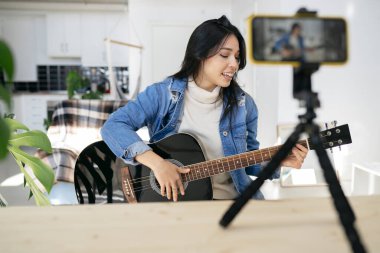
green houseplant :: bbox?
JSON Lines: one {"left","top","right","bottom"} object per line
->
{"left": 66, "top": 70, "right": 103, "bottom": 100}
{"left": 0, "top": 40, "right": 54, "bottom": 206}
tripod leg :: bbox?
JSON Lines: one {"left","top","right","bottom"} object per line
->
{"left": 220, "top": 123, "right": 305, "bottom": 228}
{"left": 310, "top": 124, "right": 367, "bottom": 253}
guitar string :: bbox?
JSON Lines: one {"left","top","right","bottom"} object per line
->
{"left": 125, "top": 154, "right": 261, "bottom": 185}
{"left": 121, "top": 136, "right": 327, "bottom": 186}
{"left": 128, "top": 184, "right": 191, "bottom": 194}
{"left": 129, "top": 155, "right": 263, "bottom": 193}
{"left": 128, "top": 156, "right": 298, "bottom": 194}
{"left": 125, "top": 159, "right": 259, "bottom": 192}
{"left": 123, "top": 143, "right": 309, "bottom": 185}
{"left": 125, "top": 138, "right": 340, "bottom": 194}
{"left": 129, "top": 162, "right": 246, "bottom": 191}
{"left": 124, "top": 136, "right": 344, "bottom": 186}
{"left": 127, "top": 135, "right": 344, "bottom": 192}
{"left": 125, "top": 147, "right": 279, "bottom": 189}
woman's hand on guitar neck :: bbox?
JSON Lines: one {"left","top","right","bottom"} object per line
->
{"left": 135, "top": 150, "right": 190, "bottom": 202}
{"left": 281, "top": 144, "right": 309, "bottom": 169}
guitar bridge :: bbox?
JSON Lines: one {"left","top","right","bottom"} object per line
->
{"left": 120, "top": 167, "right": 137, "bottom": 203}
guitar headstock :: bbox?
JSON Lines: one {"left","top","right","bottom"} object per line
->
{"left": 317, "top": 124, "right": 352, "bottom": 150}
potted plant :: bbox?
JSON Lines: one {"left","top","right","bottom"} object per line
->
{"left": 0, "top": 40, "right": 54, "bottom": 206}
{"left": 66, "top": 70, "right": 103, "bottom": 100}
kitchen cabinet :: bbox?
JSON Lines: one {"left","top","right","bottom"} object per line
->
{"left": 80, "top": 13, "right": 107, "bottom": 66}
{"left": 12, "top": 94, "right": 67, "bottom": 132}
{"left": 47, "top": 13, "right": 81, "bottom": 58}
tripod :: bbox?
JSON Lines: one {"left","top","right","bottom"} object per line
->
{"left": 219, "top": 63, "right": 367, "bottom": 253}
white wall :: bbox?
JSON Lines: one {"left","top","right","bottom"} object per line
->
{"left": 128, "top": 0, "right": 232, "bottom": 93}
{"left": 232, "top": 0, "right": 380, "bottom": 180}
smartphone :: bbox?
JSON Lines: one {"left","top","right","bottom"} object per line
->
{"left": 248, "top": 15, "right": 348, "bottom": 65}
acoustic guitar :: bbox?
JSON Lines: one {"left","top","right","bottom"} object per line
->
{"left": 119, "top": 124, "right": 351, "bottom": 203}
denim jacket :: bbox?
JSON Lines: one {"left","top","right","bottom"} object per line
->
{"left": 101, "top": 77, "right": 265, "bottom": 199}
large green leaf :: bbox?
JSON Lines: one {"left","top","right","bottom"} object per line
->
{"left": 4, "top": 117, "right": 29, "bottom": 132}
{"left": 0, "top": 118, "right": 10, "bottom": 159}
{"left": 9, "top": 146, "right": 54, "bottom": 193}
{"left": 1, "top": 117, "right": 54, "bottom": 205}
{"left": 15, "top": 159, "right": 50, "bottom": 206}
{"left": 9, "top": 130, "right": 52, "bottom": 153}
{"left": 7, "top": 120, "right": 54, "bottom": 192}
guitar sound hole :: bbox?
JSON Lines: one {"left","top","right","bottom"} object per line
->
{"left": 149, "top": 159, "right": 189, "bottom": 196}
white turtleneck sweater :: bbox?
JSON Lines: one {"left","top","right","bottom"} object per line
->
{"left": 178, "top": 80, "right": 238, "bottom": 200}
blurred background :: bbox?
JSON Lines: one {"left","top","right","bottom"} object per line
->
{"left": 0, "top": 0, "right": 379, "bottom": 204}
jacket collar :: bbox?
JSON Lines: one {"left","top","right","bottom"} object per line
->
{"left": 168, "top": 77, "right": 187, "bottom": 94}
{"left": 168, "top": 77, "right": 246, "bottom": 100}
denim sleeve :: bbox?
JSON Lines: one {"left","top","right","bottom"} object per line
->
{"left": 101, "top": 85, "right": 161, "bottom": 164}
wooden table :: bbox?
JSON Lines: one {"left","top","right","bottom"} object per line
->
{"left": 1, "top": 196, "right": 379, "bottom": 253}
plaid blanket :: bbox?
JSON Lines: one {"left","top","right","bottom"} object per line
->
{"left": 39, "top": 99, "right": 127, "bottom": 182}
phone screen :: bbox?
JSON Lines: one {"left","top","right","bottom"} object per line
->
{"left": 249, "top": 16, "right": 348, "bottom": 64}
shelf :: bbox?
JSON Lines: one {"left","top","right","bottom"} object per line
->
{"left": 351, "top": 162, "right": 380, "bottom": 195}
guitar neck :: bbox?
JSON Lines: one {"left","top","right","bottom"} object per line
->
{"left": 181, "top": 139, "right": 309, "bottom": 183}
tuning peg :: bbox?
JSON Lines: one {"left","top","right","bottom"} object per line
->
{"left": 325, "top": 122, "right": 329, "bottom": 130}
{"left": 328, "top": 141, "right": 334, "bottom": 153}
{"left": 331, "top": 120, "right": 337, "bottom": 127}
{"left": 338, "top": 139, "right": 342, "bottom": 151}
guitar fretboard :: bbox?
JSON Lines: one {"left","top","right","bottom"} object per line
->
{"left": 180, "top": 139, "right": 309, "bottom": 183}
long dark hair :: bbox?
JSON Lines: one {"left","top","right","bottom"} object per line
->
{"left": 172, "top": 15, "right": 247, "bottom": 121}
{"left": 291, "top": 23, "right": 301, "bottom": 33}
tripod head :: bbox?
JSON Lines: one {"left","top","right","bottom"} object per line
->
{"left": 293, "top": 62, "right": 320, "bottom": 123}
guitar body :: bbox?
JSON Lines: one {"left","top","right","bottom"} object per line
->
{"left": 126, "top": 133, "right": 213, "bottom": 202}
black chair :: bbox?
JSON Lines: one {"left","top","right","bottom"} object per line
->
{"left": 74, "top": 140, "right": 126, "bottom": 204}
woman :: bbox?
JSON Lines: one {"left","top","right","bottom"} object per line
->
{"left": 101, "top": 15, "right": 308, "bottom": 201}
{"left": 274, "top": 22, "right": 305, "bottom": 61}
